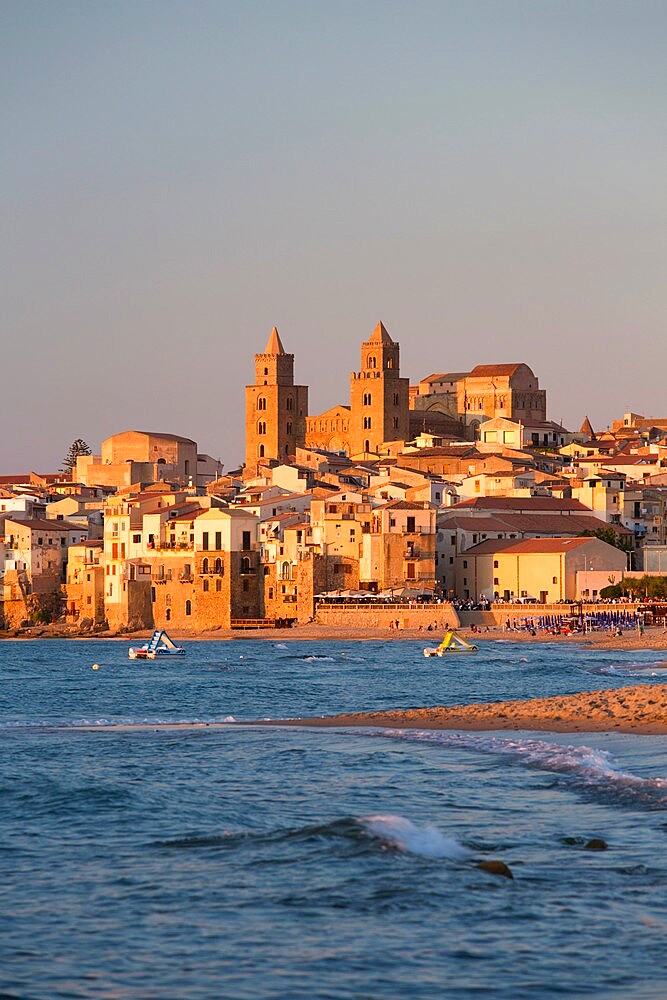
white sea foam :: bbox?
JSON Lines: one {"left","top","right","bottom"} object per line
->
{"left": 274, "top": 643, "right": 288, "bottom": 650}
{"left": 301, "top": 655, "right": 334, "bottom": 662}
{"left": 596, "top": 662, "right": 664, "bottom": 678}
{"left": 359, "top": 814, "right": 472, "bottom": 860}
{"left": 223, "top": 716, "right": 236, "bottom": 723}
{"left": 378, "top": 730, "right": 667, "bottom": 802}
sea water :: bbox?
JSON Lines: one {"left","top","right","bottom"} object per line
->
{"left": 1, "top": 638, "right": 666, "bottom": 999}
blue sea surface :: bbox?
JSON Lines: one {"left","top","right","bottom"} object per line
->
{"left": 1, "top": 637, "right": 667, "bottom": 999}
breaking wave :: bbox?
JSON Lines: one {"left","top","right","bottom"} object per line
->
{"left": 152, "top": 814, "right": 472, "bottom": 861}
{"left": 359, "top": 814, "right": 472, "bottom": 859}
{"left": 377, "top": 730, "right": 667, "bottom": 810}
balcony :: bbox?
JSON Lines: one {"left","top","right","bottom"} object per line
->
{"left": 404, "top": 548, "right": 420, "bottom": 560}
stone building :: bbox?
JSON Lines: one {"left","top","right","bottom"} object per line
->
{"left": 457, "top": 536, "right": 627, "bottom": 603}
{"left": 411, "top": 363, "right": 547, "bottom": 440}
{"left": 360, "top": 500, "right": 436, "bottom": 593}
{"left": 2, "top": 517, "right": 88, "bottom": 625}
{"left": 245, "top": 327, "right": 309, "bottom": 474}
{"left": 64, "top": 540, "right": 105, "bottom": 625}
{"left": 76, "top": 430, "right": 199, "bottom": 489}
{"left": 100, "top": 491, "right": 262, "bottom": 631}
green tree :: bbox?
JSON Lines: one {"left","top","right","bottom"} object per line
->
{"left": 578, "top": 526, "right": 632, "bottom": 554}
{"left": 61, "top": 438, "right": 92, "bottom": 476}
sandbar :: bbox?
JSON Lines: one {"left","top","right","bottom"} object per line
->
{"left": 264, "top": 683, "right": 667, "bottom": 736}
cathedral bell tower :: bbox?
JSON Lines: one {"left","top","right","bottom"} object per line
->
{"left": 245, "top": 327, "right": 309, "bottom": 471}
{"left": 349, "top": 322, "right": 409, "bottom": 456}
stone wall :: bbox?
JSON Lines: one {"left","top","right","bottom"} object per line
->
{"left": 315, "top": 603, "right": 459, "bottom": 630}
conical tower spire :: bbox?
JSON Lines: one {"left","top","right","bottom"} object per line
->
{"left": 265, "top": 326, "right": 286, "bottom": 355}
{"left": 367, "top": 321, "right": 394, "bottom": 345}
{"left": 580, "top": 415, "right": 596, "bottom": 440}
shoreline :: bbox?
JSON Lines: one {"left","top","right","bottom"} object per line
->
{"left": 60, "top": 683, "right": 667, "bottom": 738}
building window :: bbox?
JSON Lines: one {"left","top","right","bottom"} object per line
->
{"left": 286, "top": 397, "right": 293, "bottom": 411}
{"left": 202, "top": 557, "right": 209, "bottom": 573}
{"left": 258, "top": 421, "right": 266, "bottom": 435}
{"left": 185, "top": 600, "right": 192, "bottom": 616}
{"left": 242, "top": 531, "right": 251, "bottom": 551}
{"left": 494, "top": 577, "right": 499, "bottom": 585}
{"left": 215, "top": 532, "right": 222, "bottom": 549}
{"left": 202, "top": 532, "right": 209, "bottom": 551}
{"left": 166, "top": 608, "right": 171, "bottom": 621}
{"left": 268, "top": 587, "right": 274, "bottom": 599}
{"left": 259, "top": 444, "right": 265, "bottom": 457}
{"left": 258, "top": 397, "right": 266, "bottom": 410}
{"left": 215, "top": 557, "right": 223, "bottom": 573}
{"left": 363, "top": 392, "right": 372, "bottom": 406}
{"left": 393, "top": 417, "right": 399, "bottom": 429}
{"left": 286, "top": 422, "right": 292, "bottom": 435}
{"left": 393, "top": 392, "right": 399, "bottom": 406}
{"left": 493, "top": 560, "right": 499, "bottom": 568}
{"left": 363, "top": 416, "right": 371, "bottom": 429}
{"left": 407, "top": 516, "right": 415, "bottom": 533}
{"left": 368, "top": 356, "right": 376, "bottom": 369}
{"left": 406, "top": 563, "right": 416, "bottom": 580}
{"left": 216, "top": 579, "right": 222, "bottom": 592}
{"left": 203, "top": 579, "right": 209, "bottom": 592}
{"left": 463, "top": 560, "right": 468, "bottom": 568}
{"left": 552, "top": 576, "right": 558, "bottom": 584}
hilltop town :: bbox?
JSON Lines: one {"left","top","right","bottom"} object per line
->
{"left": 2, "top": 322, "right": 667, "bottom": 634}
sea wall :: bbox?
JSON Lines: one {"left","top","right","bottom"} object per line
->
{"left": 315, "top": 603, "right": 460, "bottom": 630}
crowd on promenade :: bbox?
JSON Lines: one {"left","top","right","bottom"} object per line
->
{"left": 498, "top": 608, "right": 648, "bottom": 637}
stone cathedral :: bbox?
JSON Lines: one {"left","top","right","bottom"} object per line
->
{"left": 244, "top": 322, "right": 548, "bottom": 471}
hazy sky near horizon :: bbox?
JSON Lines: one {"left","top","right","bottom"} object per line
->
{"left": 3, "top": 0, "right": 666, "bottom": 471}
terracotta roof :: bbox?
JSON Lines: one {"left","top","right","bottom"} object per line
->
{"left": 468, "top": 363, "right": 529, "bottom": 378}
{"left": 439, "top": 515, "right": 511, "bottom": 532}
{"left": 124, "top": 431, "right": 197, "bottom": 444}
{"left": 167, "top": 505, "right": 206, "bottom": 522}
{"left": 4, "top": 517, "right": 86, "bottom": 531}
{"left": 377, "top": 499, "right": 434, "bottom": 511}
{"left": 419, "top": 372, "right": 468, "bottom": 384}
{"left": 452, "top": 497, "right": 588, "bottom": 512}
{"left": 467, "top": 537, "right": 603, "bottom": 556}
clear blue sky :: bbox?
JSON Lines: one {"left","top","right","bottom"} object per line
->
{"left": 2, "top": 0, "right": 666, "bottom": 471}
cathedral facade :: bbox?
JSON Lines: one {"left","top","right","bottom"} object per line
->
{"left": 245, "top": 322, "right": 410, "bottom": 467}
{"left": 244, "top": 323, "right": 549, "bottom": 470}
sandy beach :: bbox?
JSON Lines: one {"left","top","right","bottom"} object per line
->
{"left": 5, "top": 622, "right": 667, "bottom": 653}
{"left": 266, "top": 683, "right": 667, "bottom": 736}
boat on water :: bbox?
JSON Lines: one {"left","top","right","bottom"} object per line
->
{"left": 129, "top": 630, "right": 185, "bottom": 660}
{"left": 423, "top": 629, "right": 478, "bottom": 657}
